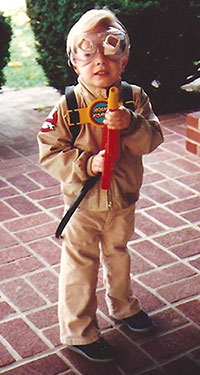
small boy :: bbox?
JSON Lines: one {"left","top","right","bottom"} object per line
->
{"left": 37, "top": 8, "right": 163, "bottom": 363}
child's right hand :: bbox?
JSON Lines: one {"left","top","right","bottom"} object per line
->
{"left": 91, "top": 150, "right": 105, "bottom": 174}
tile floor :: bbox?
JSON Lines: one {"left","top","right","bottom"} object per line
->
{"left": 0, "top": 87, "right": 200, "bottom": 375}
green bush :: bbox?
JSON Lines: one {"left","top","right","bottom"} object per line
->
{"left": 26, "top": 0, "right": 200, "bottom": 114}
{"left": 0, "top": 12, "right": 12, "bottom": 89}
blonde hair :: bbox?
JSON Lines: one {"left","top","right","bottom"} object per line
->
{"left": 66, "top": 8, "right": 130, "bottom": 57}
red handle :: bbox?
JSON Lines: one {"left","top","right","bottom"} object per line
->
{"left": 101, "top": 87, "right": 120, "bottom": 190}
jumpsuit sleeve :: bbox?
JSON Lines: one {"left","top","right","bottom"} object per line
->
{"left": 37, "top": 95, "right": 93, "bottom": 184}
{"left": 121, "top": 86, "right": 164, "bottom": 155}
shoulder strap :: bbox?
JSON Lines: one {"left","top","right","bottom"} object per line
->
{"left": 65, "top": 82, "right": 134, "bottom": 143}
{"left": 65, "top": 86, "right": 81, "bottom": 143}
{"left": 121, "top": 81, "right": 135, "bottom": 111}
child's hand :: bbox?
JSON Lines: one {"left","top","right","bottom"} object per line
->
{"left": 91, "top": 150, "right": 105, "bottom": 174}
{"left": 104, "top": 107, "right": 131, "bottom": 130}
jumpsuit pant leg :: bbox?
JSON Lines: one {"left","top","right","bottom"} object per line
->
{"left": 58, "top": 205, "right": 140, "bottom": 345}
{"left": 100, "top": 204, "right": 140, "bottom": 319}
{"left": 58, "top": 207, "right": 102, "bottom": 345}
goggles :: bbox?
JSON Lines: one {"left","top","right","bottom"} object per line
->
{"left": 69, "top": 27, "right": 129, "bottom": 65}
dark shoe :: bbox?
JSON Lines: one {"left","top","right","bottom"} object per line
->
{"left": 68, "top": 337, "right": 115, "bottom": 363}
{"left": 121, "top": 310, "right": 154, "bottom": 333}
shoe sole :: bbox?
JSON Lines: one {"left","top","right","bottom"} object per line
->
{"left": 126, "top": 324, "right": 154, "bottom": 333}
{"left": 68, "top": 345, "right": 115, "bottom": 363}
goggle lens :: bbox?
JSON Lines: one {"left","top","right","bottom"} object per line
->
{"left": 70, "top": 29, "right": 128, "bottom": 65}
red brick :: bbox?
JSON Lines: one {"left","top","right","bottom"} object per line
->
{"left": 186, "top": 112, "right": 200, "bottom": 128}
{"left": 162, "top": 114, "right": 186, "bottom": 127}
{"left": 186, "top": 139, "right": 197, "bottom": 154}
{"left": 131, "top": 280, "right": 165, "bottom": 312}
{"left": 136, "top": 196, "right": 155, "bottom": 209}
{"left": 0, "top": 245, "right": 30, "bottom": 264}
{"left": 2, "top": 354, "right": 67, "bottom": 374}
{"left": 106, "top": 330, "right": 153, "bottom": 373}
{"left": 146, "top": 207, "right": 186, "bottom": 227}
{"left": 129, "top": 240, "right": 176, "bottom": 266}
{"left": 177, "top": 299, "right": 200, "bottom": 325}
{"left": 187, "top": 127, "right": 200, "bottom": 143}
{"left": 143, "top": 172, "right": 165, "bottom": 184}
{"left": 0, "top": 179, "right": 7, "bottom": 187}
{"left": 28, "top": 238, "right": 61, "bottom": 265}
{"left": 144, "top": 149, "right": 174, "bottom": 163}
{"left": 15, "top": 222, "right": 57, "bottom": 243}
{"left": 28, "top": 185, "right": 61, "bottom": 200}
{"left": 129, "top": 251, "right": 154, "bottom": 275}
{"left": 141, "top": 184, "right": 174, "bottom": 203}
{"left": 0, "top": 318, "right": 48, "bottom": 358}
{"left": 0, "top": 302, "right": 15, "bottom": 320}
{"left": 96, "top": 312, "right": 114, "bottom": 330}
{"left": 1, "top": 279, "right": 46, "bottom": 312}
{"left": 7, "top": 175, "right": 40, "bottom": 193}
{"left": 154, "top": 227, "right": 200, "bottom": 248}
{"left": 28, "top": 270, "right": 58, "bottom": 303}
{"left": 159, "top": 113, "right": 183, "bottom": 121}
{"left": 163, "top": 133, "right": 183, "bottom": 143}
{"left": 138, "top": 371, "right": 164, "bottom": 375}
{"left": 178, "top": 172, "right": 200, "bottom": 186}
{"left": 0, "top": 158, "right": 25, "bottom": 171}
{"left": 135, "top": 212, "right": 165, "bottom": 236}
{"left": 0, "top": 186, "right": 18, "bottom": 198}
{"left": 0, "top": 341, "right": 15, "bottom": 367}
{"left": 170, "top": 238, "right": 200, "bottom": 258}
{"left": 43, "top": 325, "right": 60, "bottom": 347}
{"left": 0, "top": 201, "right": 18, "bottom": 221}
{"left": 139, "top": 263, "right": 196, "bottom": 288}
{"left": 163, "top": 355, "right": 200, "bottom": 375}
{"left": 39, "top": 195, "right": 64, "bottom": 209}
{"left": 190, "top": 257, "right": 200, "bottom": 270}
{"left": 27, "top": 305, "right": 58, "bottom": 328}
{"left": 28, "top": 170, "right": 58, "bottom": 187}
{"left": 0, "top": 256, "right": 43, "bottom": 281}
{"left": 168, "top": 157, "right": 200, "bottom": 173}
{"left": 4, "top": 212, "right": 52, "bottom": 232}
{"left": 0, "top": 146, "right": 19, "bottom": 160}
{"left": 161, "top": 140, "right": 186, "bottom": 156}
{"left": 142, "top": 325, "right": 200, "bottom": 361}
{"left": 5, "top": 196, "right": 40, "bottom": 215}
{"left": 151, "top": 308, "right": 188, "bottom": 332}
{"left": 152, "top": 161, "right": 188, "bottom": 178}
{"left": 181, "top": 208, "right": 200, "bottom": 223}
{"left": 156, "top": 179, "right": 194, "bottom": 199}
{"left": 157, "top": 275, "right": 200, "bottom": 303}
{"left": 0, "top": 163, "right": 39, "bottom": 178}
{"left": 192, "top": 348, "right": 200, "bottom": 360}
{"left": 0, "top": 227, "right": 18, "bottom": 249}
{"left": 50, "top": 205, "right": 64, "bottom": 219}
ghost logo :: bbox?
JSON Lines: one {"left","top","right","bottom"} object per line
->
{"left": 40, "top": 107, "right": 58, "bottom": 132}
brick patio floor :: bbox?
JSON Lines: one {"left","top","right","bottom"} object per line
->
{"left": 0, "top": 87, "right": 200, "bottom": 375}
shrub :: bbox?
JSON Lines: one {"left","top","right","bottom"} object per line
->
{"left": 26, "top": 0, "right": 200, "bottom": 113}
{"left": 0, "top": 12, "right": 12, "bottom": 89}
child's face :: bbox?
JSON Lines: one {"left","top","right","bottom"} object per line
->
{"left": 71, "top": 27, "right": 128, "bottom": 88}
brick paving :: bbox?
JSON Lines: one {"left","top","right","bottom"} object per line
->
{"left": 0, "top": 86, "right": 200, "bottom": 375}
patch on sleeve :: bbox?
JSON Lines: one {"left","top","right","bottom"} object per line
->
{"left": 40, "top": 107, "right": 58, "bottom": 132}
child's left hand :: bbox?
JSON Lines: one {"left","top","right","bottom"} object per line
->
{"left": 103, "top": 106, "right": 131, "bottom": 130}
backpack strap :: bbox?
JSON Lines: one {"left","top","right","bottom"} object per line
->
{"left": 65, "top": 86, "right": 81, "bottom": 143}
{"left": 65, "top": 81, "right": 135, "bottom": 143}
{"left": 122, "top": 81, "right": 135, "bottom": 111}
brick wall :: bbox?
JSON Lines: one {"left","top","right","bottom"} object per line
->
{"left": 186, "top": 111, "right": 200, "bottom": 155}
